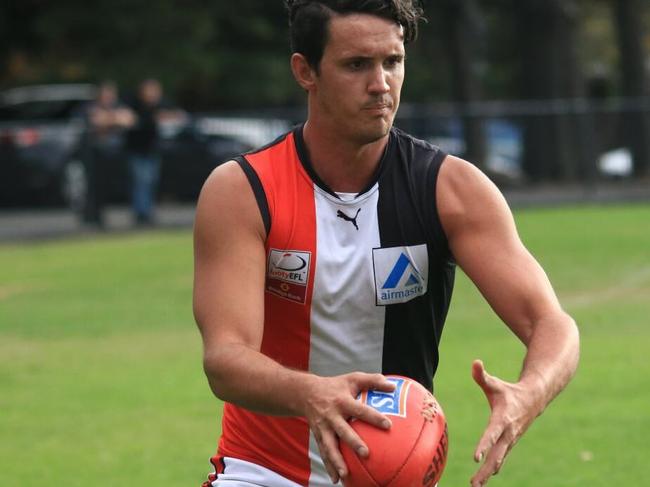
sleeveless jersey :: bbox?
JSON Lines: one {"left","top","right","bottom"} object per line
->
{"left": 209, "top": 125, "right": 456, "bottom": 486}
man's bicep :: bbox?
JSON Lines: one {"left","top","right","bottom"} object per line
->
{"left": 438, "top": 157, "right": 562, "bottom": 343}
{"left": 193, "top": 161, "right": 267, "bottom": 351}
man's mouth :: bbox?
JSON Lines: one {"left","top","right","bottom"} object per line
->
{"left": 363, "top": 102, "right": 393, "bottom": 113}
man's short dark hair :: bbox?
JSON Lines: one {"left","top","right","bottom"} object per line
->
{"left": 286, "top": 0, "right": 424, "bottom": 71}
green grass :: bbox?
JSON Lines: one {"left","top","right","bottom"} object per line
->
{"left": 1, "top": 205, "right": 649, "bottom": 486}
{"left": 437, "top": 205, "right": 650, "bottom": 486}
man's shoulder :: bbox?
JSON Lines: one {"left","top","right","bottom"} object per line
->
{"left": 236, "top": 127, "right": 299, "bottom": 179}
{"left": 245, "top": 126, "right": 297, "bottom": 158}
{"left": 389, "top": 126, "right": 447, "bottom": 174}
{"left": 390, "top": 126, "right": 443, "bottom": 155}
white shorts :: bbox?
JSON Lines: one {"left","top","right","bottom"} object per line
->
{"left": 210, "top": 456, "right": 438, "bottom": 487}
{"left": 211, "top": 457, "right": 304, "bottom": 487}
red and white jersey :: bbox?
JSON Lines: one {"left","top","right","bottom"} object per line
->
{"left": 208, "top": 125, "right": 455, "bottom": 486}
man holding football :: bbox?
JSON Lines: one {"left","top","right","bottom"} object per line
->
{"left": 193, "top": 1, "right": 580, "bottom": 486}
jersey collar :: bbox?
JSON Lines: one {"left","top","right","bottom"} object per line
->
{"left": 293, "top": 123, "right": 395, "bottom": 199}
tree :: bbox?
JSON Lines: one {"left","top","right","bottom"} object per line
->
{"left": 0, "top": 1, "right": 297, "bottom": 109}
{"left": 514, "top": 0, "right": 587, "bottom": 182}
{"left": 0, "top": 1, "right": 48, "bottom": 86}
{"left": 439, "top": 0, "right": 487, "bottom": 169}
{"left": 612, "top": 0, "right": 650, "bottom": 177}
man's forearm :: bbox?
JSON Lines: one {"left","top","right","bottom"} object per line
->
{"left": 203, "top": 342, "right": 314, "bottom": 416}
{"left": 518, "top": 311, "right": 580, "bottom": 411}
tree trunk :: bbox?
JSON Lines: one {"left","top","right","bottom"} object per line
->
{"left": 613, "top": 0, "right": 650, "bottom": 177}
{"left": 440, "top": 0, "right": 487, "bottom": 169}
{"left": 515, "top": 0, "right": 586, "bottom": 182}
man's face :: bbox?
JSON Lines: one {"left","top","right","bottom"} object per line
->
{"left": 141, "top": 80, "right": 162, "bottom": 105}
{"left": 311, "top": 13, "right": 405, "bottom": 145}
{"left": 98, "top": 86, "right": 117, "bottom": 107}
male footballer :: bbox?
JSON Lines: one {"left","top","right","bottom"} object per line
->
{"left": 193, "top": 1, "right": 580, "bottom": 486}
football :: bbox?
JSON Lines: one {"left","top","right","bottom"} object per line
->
{"left": 341, "top": 375, "right": 448, "bottom": 487}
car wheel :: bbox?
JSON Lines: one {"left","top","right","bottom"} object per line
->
{"left": 61, "top": 159, "right": 88, "bottom": 212}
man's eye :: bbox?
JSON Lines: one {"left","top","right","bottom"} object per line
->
{"left": 385, "top": 57, "right": 403, "bottom": 68}
{"left": 348, "top": 60, "right": 365, "bottom": 70}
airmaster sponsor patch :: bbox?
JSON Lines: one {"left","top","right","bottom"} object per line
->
{"left": 372, "top": 244, "right": 428, "bottom": 305}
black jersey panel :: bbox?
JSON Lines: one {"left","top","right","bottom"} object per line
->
{"left": 377, "top": 128, "right": 456, "bottom": 391}
{"left": 232, "top": 129, "right": 295, "bottom": 237}
{"left": 235, "top": 156, "right": 271, "bottom": 236}
{"left": 394, "top": 129, "right": 456, "bottom": 345}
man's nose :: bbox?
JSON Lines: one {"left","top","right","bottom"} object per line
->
{"left": 368, "top": 65, "right": 390, "bottom": 94}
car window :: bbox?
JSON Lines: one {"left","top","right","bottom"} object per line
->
{"left": 0, "top": 99, "right": 87, "bottom": 121}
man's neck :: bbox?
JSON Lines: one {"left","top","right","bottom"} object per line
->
{"left": 302, "top": 120, "right": 390, "bottom": 193}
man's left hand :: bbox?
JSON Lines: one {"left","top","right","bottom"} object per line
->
{"left": 470, "top": 359, "right": 544, "bottom": 487}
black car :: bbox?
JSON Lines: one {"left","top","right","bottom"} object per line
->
{"left": 0, "top": 84, "right": 253, "bottom": 207}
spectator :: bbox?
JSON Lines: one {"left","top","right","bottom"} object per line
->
{"left": 125, "top": 78, "right": 186, "bottom": 225}
{"left": 80, "top": 81, "right": 134, "bottom": 227}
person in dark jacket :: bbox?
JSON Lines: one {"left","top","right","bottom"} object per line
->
{"left": 80, "top": 81, "right": 134, "bottom": 226}
{"left": 125, "top": 78, "right": 185, "bottom": 225}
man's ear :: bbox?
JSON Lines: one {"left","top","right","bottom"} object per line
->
{"left": 291, "top": 53, "right": 317, "bottom": 91}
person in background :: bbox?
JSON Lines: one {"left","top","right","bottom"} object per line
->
{"left": 80, "top": 81, "right": 134, "bottom": 227}
{"left": 125, "top": 78, "right": 186, "bottom": 226}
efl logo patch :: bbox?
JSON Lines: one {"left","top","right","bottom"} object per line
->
{"left": 266, "top": 249, "right": 311, "bottom": 304}
{"left": 372, "top": 244, "right": 428, "bottom": 305}
{"left": 358, "top": 377, "right": 411, "bottom": 417}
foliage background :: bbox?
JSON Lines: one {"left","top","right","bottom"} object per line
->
{"left": 2, "top": 1, "right": 650, "bottom": 109}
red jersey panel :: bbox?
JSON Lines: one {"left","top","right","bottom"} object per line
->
{"left": 215, "top": 132, "right": 318, "bottom": 486}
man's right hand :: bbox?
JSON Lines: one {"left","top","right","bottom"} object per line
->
{"left": 301, "top": 372, "right": 396, "bottom": 484}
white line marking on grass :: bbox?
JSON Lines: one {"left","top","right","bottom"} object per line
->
{"left": 562, "top": 266, "right": 650, "bottom": 308}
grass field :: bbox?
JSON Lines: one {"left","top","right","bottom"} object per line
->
{"left": 1, "top": 204, "right": 648, "bottom": 486}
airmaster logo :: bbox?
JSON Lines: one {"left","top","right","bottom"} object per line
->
{"left": 266, "top": 249, "right": 311, "bottom": 304}
{"left": 372, "top": 244, "right": 428, "bottom": 305}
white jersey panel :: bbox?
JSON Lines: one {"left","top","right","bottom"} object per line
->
{"left": 308, "top": 185, "right": 385, "bottom": 487}
{"left": 307, "top": 432, "right": 342, "bottom": 487}
{"left": 308, "top": 184, "right": 385, "bottom": 377}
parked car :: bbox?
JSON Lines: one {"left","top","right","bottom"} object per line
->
{"left": 0, "top": 84, "right": 253, "bottom": 207}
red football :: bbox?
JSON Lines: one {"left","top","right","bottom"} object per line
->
{"left": 341, "top": 375, "right": 448, "bottom": 487}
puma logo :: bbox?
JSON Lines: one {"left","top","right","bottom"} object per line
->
{"left": 336, "top": 208, "right": 361, "bottom": 231}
